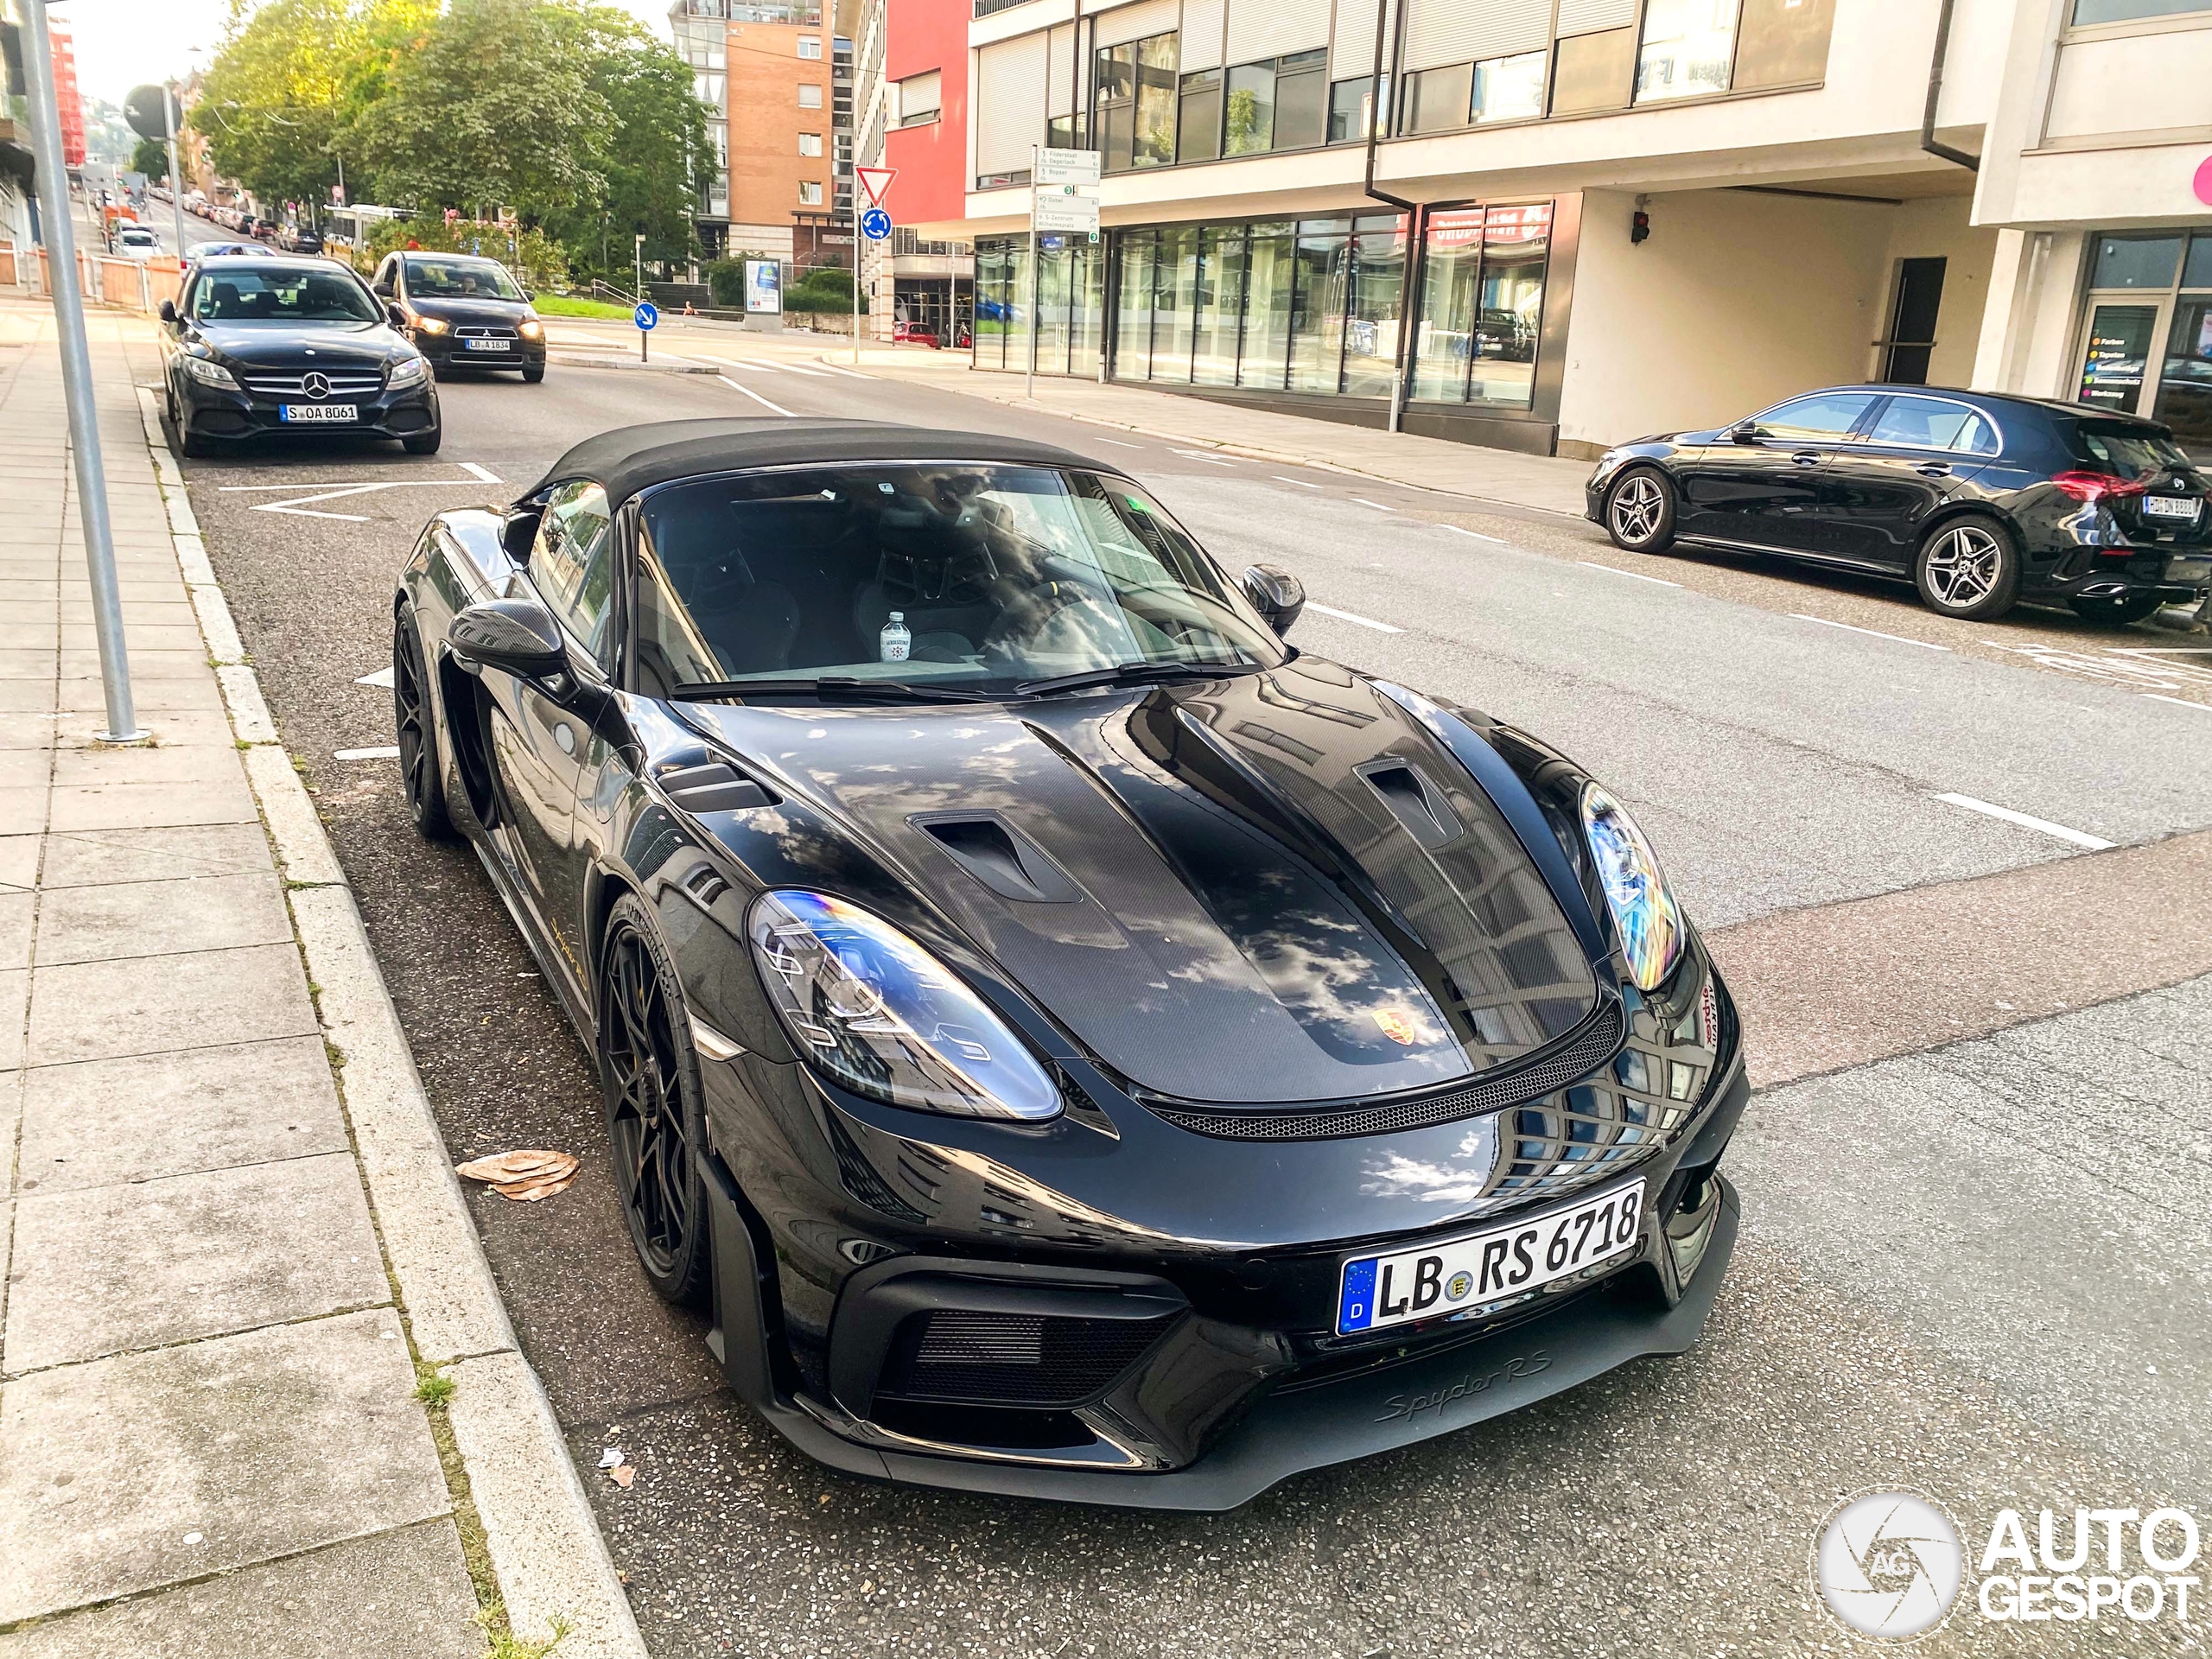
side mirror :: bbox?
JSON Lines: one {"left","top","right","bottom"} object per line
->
{"left": 157, "top": 299, "right": 177, "bottom": 324}
{"left": 1730, "top": 420, "right": 1762, "bottom": 444}
{"left": 499, "top": 507, "right": 541, "bottom": 563}
{"left": 522, "top": 289, "right": 536, "bottom": 302}
{"left": 386, "top": 302, "right": 408, "bottom": 328}
{"left": 1241, "top": 563, "right": 1306, "bottom": 637}
{"left": 448, "top": 599, "right": 567, "bottom": 681}
{"left": 372, "top": 280, "right": 392, "bottom": 296}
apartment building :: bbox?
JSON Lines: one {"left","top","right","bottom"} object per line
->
{"left": 898, "top": 0, "right": 2212, "bottom": 459}
{"left": 853, "top": 0, "right": 976, "bottom": 335}
{"left": 671, "top": 0, "right": 733, "bottom": 256}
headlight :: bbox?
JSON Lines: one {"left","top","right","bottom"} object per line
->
{"left": 179, "top": 354, "right": 239, "bottom": 390}
{"left": 412, "top": 315, "right": 448, "bottom": 334}
{"left": 387, "top": 355, "right": 429, "bottom": 388}
{"left": 1580, "top": 783, "right": 1684, "bottom": 992}
{"left": 518, "top": 318, "right": 543, "bottom": 339}
{"left": 748, "top": 890, "right": 1060, "bottom": 1122}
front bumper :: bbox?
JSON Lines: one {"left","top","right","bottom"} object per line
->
{"left": 704, "top": 991, "right": 1750, "bottom": 1510}
{"left": 178, "top": 377, "right": 439, "bottom": 442}
{"left": 410, "top": 330, "right": 546, "bottom": 369}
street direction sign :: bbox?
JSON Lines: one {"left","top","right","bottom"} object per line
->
{"left": 1036, "top": 147, "right": 1102, "bottom": 187}
{"left": 1033, "top": 188, "right": 1100, "bottom": 233}
{"left": 855, "top": 166, "right": 898, "bottom": 207}
{"left": 633, "top": 302, "right": 658, "bottom": 331}
{"left": 861, "top": 207, "right": 892, "bottom": 241}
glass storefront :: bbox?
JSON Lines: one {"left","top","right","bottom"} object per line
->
{"left": 2073, "top": 228, "right": 2212, "bottom": 454}
{"left": 975, "top": 200, "right": 1554, "bottom": 416}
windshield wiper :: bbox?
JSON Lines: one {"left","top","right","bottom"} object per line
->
{"left": 669, "top": 677, "right": 998, "bottom": 704}
{"left": 1015, "top": 661, "right": 1261, "bottom": 698}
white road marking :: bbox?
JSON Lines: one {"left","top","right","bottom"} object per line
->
{"left": 2143, "top": 693, "right": 2212, "bottom": 714}
{"left": 459, "top": 461, "right": 502, "bottom": 483}
{"left": 355, "top": 665, "right": 396, "bottom": 689}
{"left": 1790, "top": 613, "right": 1950, "bottom": 652}
{"left": 1273, "top": 476, "right": 1322, "bottom": 488}
{"left": 334, "top": 746, "right": 402, "bottom": 761}
{"left": 1437, "top": 524, "right": 1507, "bottom": 543}
{"left": 717, "top": 375, "right": 797, "bottom": 417}
{"left": 1981, "top": 638, "right": 2209, "bottom": 690}
{"left": 772, "top": 360, "right": 834, "bottom": 377}
{"left": 813, "top": 360, "right": 872, "bottom": 379}
{"left": 1578, "top": 561, "right": 1679, "bottom": 588}
{"left": 1350, "top": 498, "right": 1397, "bottom": 512}
{"left": 1170, "top": 449, "right": 1239, "bottom": 467}
{"left": 696, "top": 353, "right": 772, "bottom": 372}
{"left": 1935, "top": 792, "right": 2115, "bottom": 851}
{"left": 217, "top": 468, "right": 502, "bottom": 521}
{"left": 1306, "top": 602, "right": 1405, "bottom": 634}
{"left": 1087, "top": 435, "right": 1143, "bottom": 448}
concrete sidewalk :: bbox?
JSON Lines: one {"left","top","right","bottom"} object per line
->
{"left": 0, "top": 304, "right": 641, "bottom": 1655}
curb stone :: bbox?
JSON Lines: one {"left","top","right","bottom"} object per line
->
{"left": 132, "top": 386, "right": 651, "bottom": 1659}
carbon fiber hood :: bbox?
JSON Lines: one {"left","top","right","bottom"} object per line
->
{"left": 690, "top": 659, "right": 1597, "bottom": 1104}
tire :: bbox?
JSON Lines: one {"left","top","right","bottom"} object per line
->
{"left": 391, "top": 606, "right": 454, "bottom": 840}
{"left": 2066, "top": 591, "right": 2167, "bottom": 627}
{"left": 1914, "top": 513, "right": 2020, "bottom": 620}
{"left": 1605, "top": 467, "right": 1677, "bottom": 555}
{"left": 402, "top": 424, "right": 442, "bottom": 456}
{"left": 596, "top": 894, "right": 713, "bottom": 1308}
{"left": 522, "top": 364, "right": 545, "bottom": 384}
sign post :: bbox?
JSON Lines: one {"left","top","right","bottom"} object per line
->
{"left": 853, "top": 165, "right": 897, "bottom": 366}
{"left": 1027, "top": 148, "right": 1101, "bottom": 400}
{"left": 634, "top": 299, "right": 658, "bottom": 363}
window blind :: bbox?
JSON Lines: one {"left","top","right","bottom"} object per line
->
{"left": 1554, "top": 0, "right": 1637, "bottom": 36}
{"left": 975, "top": 32, "right": 1050, "bottom": 175}
{"left": 1094, "top": 0, "right": 1179, "bottom": 48}
{"left": 1402, "top": 0, "right": 1549, "bottom": 73}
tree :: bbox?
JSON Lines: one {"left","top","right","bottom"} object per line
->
{"left": 537, "top": 22, "right": 712, "bottom": 275}
{"left": 130, "top": 137, "right": 170, "bottom": 180}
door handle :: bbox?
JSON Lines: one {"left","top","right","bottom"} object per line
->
{"left": 1915, "top": 462, "right": 1952, "bottom": 478}
{"left": 1790, "top": 451, "right": 1824, "bottom": 467}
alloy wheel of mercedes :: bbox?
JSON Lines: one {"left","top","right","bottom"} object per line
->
{"left": 1915, "top": 517, "right": 2019, "bottom": 620}
{"left": 1607, "top": 469, "right": 1675, "bottom": 553}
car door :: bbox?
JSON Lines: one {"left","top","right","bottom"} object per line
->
{"left": 1672, "top": 390, "right": 1882, "bottom": 552}
{"left": 1817, "top": 394, "right": 2002, "bottom": 569}
{"left": 486, "top": 481, "right": 619, "bottom": 991}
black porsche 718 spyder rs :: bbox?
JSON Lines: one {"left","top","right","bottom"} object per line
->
{"left": 393, "top": 419, "right": 1748, "bottom": 1510}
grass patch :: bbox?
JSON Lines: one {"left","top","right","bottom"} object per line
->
{"left": 413, "top": 1368, "right": 457, "bottom": 1408}
{"left": 532, "top": 294, "right": 635, "bottom": 320}
{"left": 477, "top": 1604, "right": 572, "bottom": 1659}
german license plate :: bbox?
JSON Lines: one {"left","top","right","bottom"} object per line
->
{"left": 465, "top": 338, "right": 512, "bottom": 353}
{"left": 2145, "top": 495, "right": 2200, "bottom": 521}
{"left": 1337, "top": 1179, "right": 1646, "bottom": 1336}
{"left": 2167, "top": 556, "right": 2212, "bottom": 584}
{"left": 279, "top": 404, "right": 356, "bottom": 423}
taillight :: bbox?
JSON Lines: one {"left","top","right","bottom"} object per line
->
{"left": 2051, "top": 471, "right": 2150, "bottom": 505}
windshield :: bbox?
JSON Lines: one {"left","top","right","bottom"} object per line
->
{"left": 633, "top": 463, "right": 1286, "bottom": 699}
{"left": 119, "top": 229, "right": 156, "bottom": 245}
{"left": 2072, "top": 423, "right": 2193, "bottom": 480}
{"left": 404, "top": 257, "right": 524, "bottom": 301}
{"left": 190, "top": 266, "right": 380, "bottom": 323}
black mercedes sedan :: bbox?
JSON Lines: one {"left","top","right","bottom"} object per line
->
{"left": 157, "top": 256, "right": 440, "bottom": 457}
{"left": 396, "top": 420, "right": 1747, "bottom": 1509}
{"left": 1586, "top": 385, "right": 2211, "bottom": 624}
{"left": 370, "top": 251, "right": 548, "bottom": 381}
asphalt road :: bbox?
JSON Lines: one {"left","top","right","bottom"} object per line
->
{"left": 137, "top": 330, "right": 2212, "bottom": 1657}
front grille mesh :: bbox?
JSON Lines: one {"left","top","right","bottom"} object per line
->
{"left": 240, "top": 372, "right": 384, "bottom": 397}
{"left": 1145, "top": 998, "right": 1627, "bottom": 1141}
{"left": 884, "top": 1309, "right": 1174, "bottom": 1408}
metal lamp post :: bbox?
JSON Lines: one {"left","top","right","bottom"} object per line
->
{"left": 22, "top": 0, "right": 143, "bottom": 742}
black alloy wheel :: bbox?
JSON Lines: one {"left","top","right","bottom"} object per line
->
{"left": 391, "top": 606, "right": 454, "bottom": 839}
{"left": 597, "top": 894, "right": 713, "bottom": 1306}
{"left": 1914, "top": 513, "right": 2020, "bottom": 620}
{"left": 1605, "top": 467, "right": 1676, "bottom": 554}
{"left": 2067, "top": 591, "right": 2168, "bottom": 626}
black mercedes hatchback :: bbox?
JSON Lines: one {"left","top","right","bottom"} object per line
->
{"left": 1586, "top": 385, "right": 2211, "bottom": 625}
{"left": 157, "top": 256, "right": 440, "bottom": 457}
{"left": 369, "top": 251, "right": 548, "bottom": 381}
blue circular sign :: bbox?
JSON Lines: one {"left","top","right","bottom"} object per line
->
{"left": 861, "top": 207, "right": 893, "bottom": 242}
{"left": 633, "top": 302, "right": 658, "bottom": 330}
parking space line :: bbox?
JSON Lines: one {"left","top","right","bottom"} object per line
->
{"left": 717, "top": 375, "right": 796, "bottom": 417}
{"left": 1306, "top": 602, "right": 1405, "bottom": 634}
{"left": 1273, "top": 476, "right": 1322, "bottom": 488}
{"left": 1577, "top": 560, "right": 1679, "bottom": 588}
{"left": 1171, "top": 449, "right": 1239, "bottom": 467}
{"left": 334, "top": 746, "right": 402, "bottom": 761}
{"left": 355, "top": 666, "right": 396, "bottom": 689}
{"left": 1437, "top": 524, "right": 1507, "bottom": 543}
{"left": 460, "top": 461, "right": 502, "bottom": 484}
{"left": 1791, "top": 613, "right": 1950, "bottom": 652}
{"left": 1088, "top": 436, "right": 1143, "bottom": 448}
{"left": 1935, "top": 792, "right": 2115, "bottom": 850}
{"left": 2144, "top": 693, "right": 2212, "bottom": 714}
{"left": 1350, "top": 498, "right": 1396, "bottom": 512}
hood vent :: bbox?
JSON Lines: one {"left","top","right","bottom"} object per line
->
{"left": 1356, "top": 760, "right": 1462, "bottom": 851}
{"left": 657, "top": 761, "right": 774, "bottom": 814}
{"left": 912, "top": 812, "right": 1082, "bottom": 905}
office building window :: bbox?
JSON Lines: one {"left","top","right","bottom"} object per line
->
{"left": 1637, "top": 0, "right": 1741, "bottom": 104}
{"left": 2073, "top": 0, "right": 2209, "bottom": 18}
{"left": 896, "top": 68, "right": 940, "bottom": 126}
{"left": 1342, "top": 213, "right": 1407, "bottom": 398}
{"left": 1402, "top": 63, "right": 1473, "bottom": 133}
{"left": 798, "top": 82, "right": 823, "bottom": 108}
{"left": 798, "top": 180, "right": 823, "bottom": 205}
{"left": 1326, "top": 76, "right": 1386, "bottom": 144}
{"left": 1406, "top": 201, "right": 1552, "bottom": 407}
{"left": 1222, "top": 49, "right": 1327, "bottom": 156}
{"left": 1471, "top": 51, "right": 1546, "bottom": 124}
{"left": 1240, "top": 221, "right": 1296, "bottom": 388}
{"left": 798, "top": 132, "right": 823, "bottom": 156}
{"left": 1096, "top": 30, "right": 1179, "bottom": 171}
{"left": 1179, "top": 70, "right": 1223, "bottom": 162}
{"left": 798, "top": 35, "right": 822, "bottom": 57}
{"left": 1288, "top": 218, "right": 1351, "bottom": 392}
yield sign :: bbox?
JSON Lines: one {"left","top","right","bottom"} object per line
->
{"left": 855, "top": 165, "right": 898, "bottom": 207}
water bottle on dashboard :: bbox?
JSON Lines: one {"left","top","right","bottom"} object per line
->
{"left": 880, "top": 611, "right": 911, "bottom": 664}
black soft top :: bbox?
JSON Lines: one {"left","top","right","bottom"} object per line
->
{"left": 526, "top": 418, "right": 1107, "bottom": 510}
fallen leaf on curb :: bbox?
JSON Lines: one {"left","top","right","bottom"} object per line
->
{"left": 611, "top": 1465, "right": 635, "bottom": 1489}
{"left": 454, "top": 1149, "right": 579, "bottom": 1203}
